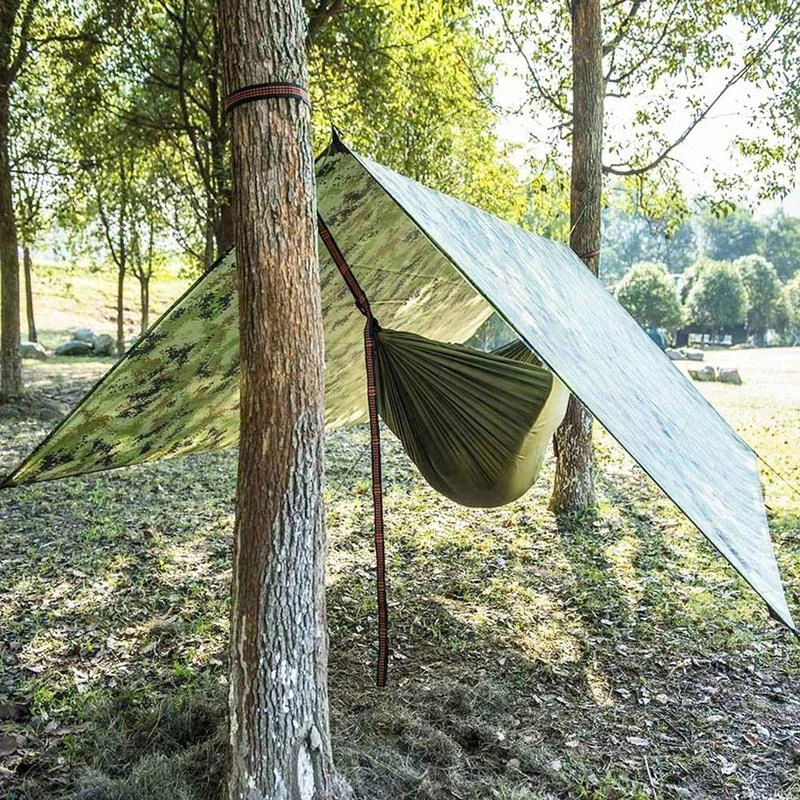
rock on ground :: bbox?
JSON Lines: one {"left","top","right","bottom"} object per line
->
{"left": 688, "top": 365, "right": 716, "bottom": 382}
{"left": 717, "top": 367, "right": 742, "bottom": 385}
{"left": 20, "top": 341, "right": 47, "bottom": 360}
{"left": 665, "top": 348, "right": 683, "bottom": 361}
{"left": 73, "top": 328, "right": 96, "bottom": 344}
{"left": 55, "top": 340, "right": 93, "bottom": 357}
{"left": 681, "top": 348, "right": 704, "bottom": 361}
{"left": 92, "top": 333, "right": 116, "bottom": 356}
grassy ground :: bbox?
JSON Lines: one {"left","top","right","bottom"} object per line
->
{"left": 0, "top": 346, "right": 799, "bottom": 800}
{"left": 20, "top": 260, "right": 188, "bottom": 349}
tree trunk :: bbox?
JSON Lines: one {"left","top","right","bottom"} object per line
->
{"left": 550, "top": 0, "right": 603, "bottom": 513}
{"left": 210, "top": 78, "right": 231, "bottom": 259}
{"left": 116, "top": 266, "right": 125, "bottom": 355}
{"left": 23, "top": 245, "right": 36, "bottom": 343}
{"left": 139, "top": 274, "right": 149, "bottom": 334}
{"left": 217, "top": 201, "right": 235, "bottom": 252}
{"left": 0, "top": 84, "right": 22, "bottom": 400}
{"left": 220, "top": 1, "right": 345, "bottom": 798}
{"left": 204, "top": 208, "right": 216, "bottom": 270}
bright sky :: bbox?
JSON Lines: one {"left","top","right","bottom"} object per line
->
{"left": 492, "top": 44, "right": 800, "bottom": 217}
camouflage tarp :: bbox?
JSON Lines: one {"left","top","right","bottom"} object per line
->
{"left": 2, "top": 136, "right": 794, "bottom": 631}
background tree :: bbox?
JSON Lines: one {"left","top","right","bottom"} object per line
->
{"left": 700, "top": 209, "right": 765, "bottom": 262}
{"left": 118, "top": 0, "right": 229, "bottom": 268}
{"left": 220, "top": 0, "right": 346, "bottom": 796}
{"left": 54, "top": 26, "right": 173, "bottom": 355}
{"left": 308, "top": 0, "right": 525, "bottom": 221}
{"left": 615, "top": 261, "right": 683, "bottom": 334}
{"left": 764, "top": 210, "right": 800, "bottom": 281}
{"left": 678, "top": 260, "right": 704, "bottom": 306}
{"left": 11, "top": 139, "right": 48, "bottom": 345}
{"left": 0, "top": 0, "right": 30, "bottom": 399}
{"left": 493, "top": 0, "right": 800, "bottom": 509}
{"left": 602, "top": 199, "right": 696, "bottom": 281}
{"left": 735, "top": 254, "right": 781, "bottom": 344}
{"left": 9, "top": 67, "right": 59, "bottom": 344}
{"left": 0, "top": 0, "right": 101, "bottom": 397}
{"left": 779, "top": 273, "right": 800, "bottom": 344}
{"left": 685, "top": 259, "right": 747, "bottom": 337}
{"left": 691, "top": 208, "right": 800, "bottom": 281}
{"left": 87, "top": 146, "right": 133, "bottom": 355}
{"left": 770, "top": 289, "right": 792, "bottom": 341}
{"left": 96, "top": 0, "right": 524, "bottom": 272}
{"left": 129, "top": 191, "right": 163, "bottom": 335}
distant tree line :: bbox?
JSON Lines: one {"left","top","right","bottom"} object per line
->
{"left": 603, "top": 204, "right": 800, "bottom": 284}
{"left": 615, "top": 253, "right": 800, "bottom": 346}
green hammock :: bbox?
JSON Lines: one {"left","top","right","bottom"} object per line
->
{"left": 374, "top": 328, "right": 568, "bottom": 507}
{"left": 320, "top": 216, "right": 569, "bottom": 684}
{"left": 367, "top": 327, "right": 567, "bottom": 684}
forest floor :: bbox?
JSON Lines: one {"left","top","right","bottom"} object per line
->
{"left": 0, "top": 347, "right": 799, "bottom": 800}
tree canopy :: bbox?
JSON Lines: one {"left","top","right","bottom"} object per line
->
{"left": 780, "top": 272, "right": 800, "bottom": 343}
{"left": 492, "top": 0, "right": 800, "bottom": 224}
{"left": 685, "top": 259, "right": 748, "bottom": 333}
{"left": 765, "top": 211, "right": 800, "bottom": 280}
{"left": 736, "top": 254, "right": 782, "bottom": 342}
{"left": 615, "top": 261, "right": 683, "bottom": 332}
{"left": 702, "top": 210, "right": 765, "bottom": 263}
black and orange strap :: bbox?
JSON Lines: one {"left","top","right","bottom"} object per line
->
{"left": 318, "top": 215, "right": 389, "bottom": 688}
{"left": 224, "top": 82, "right": 311, "bottom": 114}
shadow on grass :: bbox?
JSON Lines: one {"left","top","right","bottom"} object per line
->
{"left": 1, "top": 427, "right": 799, "bottom": 800}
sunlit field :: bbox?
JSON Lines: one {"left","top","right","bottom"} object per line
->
{"left": 20, "top": 260, "right": 190, "bottom": 350}
{"left": 0, "top": 347, "right": 798, "bottom": 799}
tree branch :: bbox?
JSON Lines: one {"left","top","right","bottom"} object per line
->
{"left": 602, "top": 0, "right": 643, "bottom": 56}
{"left": 603, "top": 6, "right": 798, "bottom": 177}
{"left": 306, "top": 0, "right": 343, "bottom": 47}
{"left": 175, "top": 0, "right": 213, "bottom": 199}
{"left": 605, "top": 0, "right": 679, "bottom": 85}
{"left": 494, "top": 0, "right": 571, "bottom": 118}
{"left": 8, "top": 0, "right": 38, "bottom": 80}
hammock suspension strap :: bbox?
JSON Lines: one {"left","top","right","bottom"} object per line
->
{"left": 318, "top": 214, "right": 389, "bottom": 688}
{"left": 224, "top": 82, "right": 311, "bottom": 114}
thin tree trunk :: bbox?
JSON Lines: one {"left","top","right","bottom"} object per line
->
{"left": 139, "top": 274, "right": 149, "bottom": 334}
{"left": 550, "top": 0, "right": 603, "bottom": 513}
{"left": 23, "top": 244, "right": 36, "bottom": 343}
{"left": 220, "top": 1, "right": 346, "bottom": 798}
{"left": 116, "top": 266, "right": 125, "bottom": 355}
{"left": 204, "top": 209, "right": 215, "bottom": 270}
{"left": 0, "top": 84, "right": 22, "bottom": 400}
{"left": 217, "top": 201, "right": 235, "bottom": 252}
{"left": 210, "top": 73, "right": 231, "bottom": 259}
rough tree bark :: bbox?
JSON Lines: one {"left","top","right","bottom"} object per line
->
{"left": 220, "top": 0, "right": 346, "bottom": 798}
{"left": 0, "top": 80, "right": 22, "bottom": 400}
{"left": 23, "top": 244, "right": 36, "bottom": 342}
{"left": 550, "top": 0, "right": 603, "bottom": 513}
